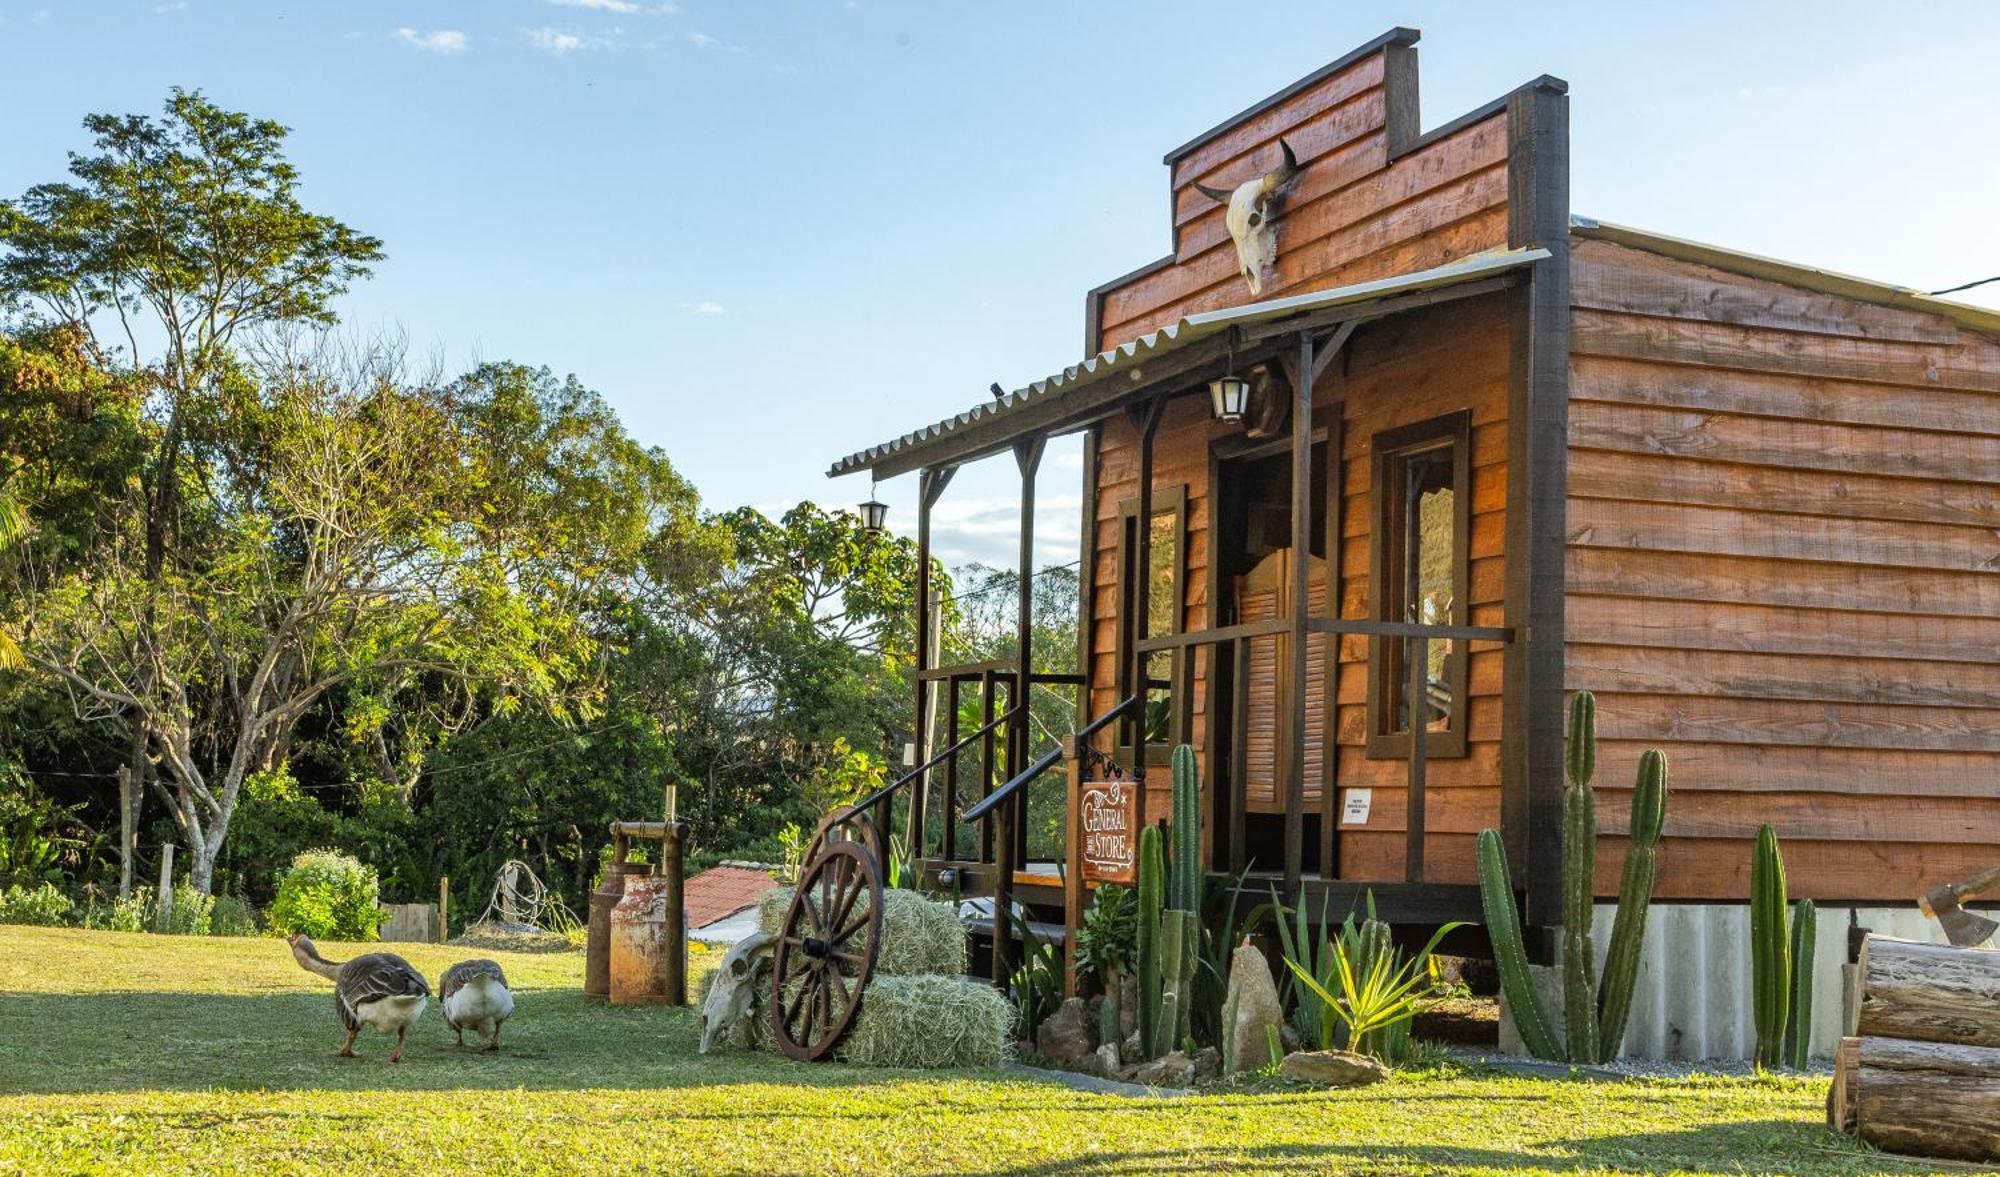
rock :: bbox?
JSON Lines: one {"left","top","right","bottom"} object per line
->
{"left": 1132, "top": 1049, "right": 1196, "bottom": 1088}
{"left": 1118, "top": 974, "right": 1139, "bottom": 1038}
{"left": 1036, "top": 997, "right": 1098, "bottom": 1072}
{"left": 1280, "top": 1049, "right": 1390, "bottom": 1087}
{"left": 1193, "top": 1045, "right": 1222, "bottom": 1082}
{"left": 1280, "top": 1022, "right": 1303, "bottom": 1054}
{"left": 1225, "top": 938, "right": 1284, "bottom": 1074}
{"left": 1093, "top": 1042, "right": 1121, "bottom": 1077}
{"left": 1497, "top": 960, "right": 1567, "bottom": 1058}
{"left": 1123, "top": 1029, "right": 1142, "bottom": 1062}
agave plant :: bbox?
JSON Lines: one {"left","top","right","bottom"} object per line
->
{"left": 1283, "top": 920, "right": 1464, "bottom": 1063}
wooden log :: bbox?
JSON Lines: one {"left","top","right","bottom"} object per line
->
{"left": 1858, "top": 936, "right": 2000, "bottom": 1048}
{"left": 1854, "top": 1036, "right": 2000, "bottom": 1162}
{"left": 1826, "top": 1036, "right": 1860, "bottom": 1134}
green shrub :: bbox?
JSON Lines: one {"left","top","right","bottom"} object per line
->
{"left": 0, "top": 882, "right": 74, "bottom": 926}
{"left": 209, "top": 894, "right": 261, "bottom": 937}
{"left": 267, "top": 848, "right": 383, "bottom": 940}
{"left": 157, "top": 882, "right": 214, "bottom": 936}
{"left": 79, "top": 886, "right": 152, "bottom": 932}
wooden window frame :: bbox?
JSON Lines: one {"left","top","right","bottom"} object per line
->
{"left": 1115, "top": 483, "right": 1187, "bottom": 762}
{"left": 1365, "top": 410, "right": 1472, "bottom": 760}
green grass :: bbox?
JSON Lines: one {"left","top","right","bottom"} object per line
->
{"left": 0, "top": 927, "right": 1939, "bottom": 1175}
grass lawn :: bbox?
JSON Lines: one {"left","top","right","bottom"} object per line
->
{"left": 0, "top": 926, "right": 1936, "bottom": 1176}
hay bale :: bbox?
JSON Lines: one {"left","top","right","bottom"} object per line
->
{"left": 757, "top": 887, "right": 965, "bottom": 977}
{"left": 836, "top": 974, "right": 1014, "bottom": 1068}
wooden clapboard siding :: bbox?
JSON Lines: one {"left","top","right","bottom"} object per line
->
{"left": 1083, "top": 293, "right": 1515, "bottom": 885}
{"left": 1566, "top": 237, "right": 2000, "bottom": 903}
{"left": 1091, "top": 38, "right": 1512, "bottom": 350}
{"left": 1330, "top": 295, "right": 1513, "bottom": 883}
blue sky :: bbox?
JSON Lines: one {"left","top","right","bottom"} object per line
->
{"left": 4, "top": 1, "right": 1998, "bottom": 568}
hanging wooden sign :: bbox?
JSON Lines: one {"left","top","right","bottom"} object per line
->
{"left": 1078, "top": 778, "right": 1137, "bottom": 884}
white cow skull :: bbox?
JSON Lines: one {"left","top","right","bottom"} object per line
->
{"left": 1193, "top": 138, "right": 1300, "bottom": 297}
{"left": 698, "top": 930, "right": 775, "bottom": 1054}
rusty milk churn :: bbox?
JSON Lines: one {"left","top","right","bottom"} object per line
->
{"left": 584, "top": 828, "right": 650, "bottom": 999}
{"left": 610, "top": 874, "right": 675, "bottom": 1004}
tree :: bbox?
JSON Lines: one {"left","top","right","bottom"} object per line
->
{"left": 0, "top": 89, "right": 382, "bottom": 891}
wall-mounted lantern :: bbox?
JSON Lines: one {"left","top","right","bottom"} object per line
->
{"left": 1209, "top": 328, "right": 1250, "bottom": 422}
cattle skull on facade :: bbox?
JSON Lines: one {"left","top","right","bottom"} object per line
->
{"left": 697, "top": 930, "right": 774, "bottom": 1053}
{"left": 1193, "top": 138, "right": 1301, "bottom": 296}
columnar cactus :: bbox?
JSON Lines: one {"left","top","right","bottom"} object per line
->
{"left": 1596, "top": 749, "right": 1667, "bottom": 1060}
{"left": 1784, "top": 898, "right": 1816, "bottom": 1069}
{"left": 1750, "top": 823, "right": 1790, "bottom": 1069}
{"left": 1477, "top": 827, "right": 1562, "bottom": 1061}
{"left": 1480, "top": 691, "right": 1670, "bottom": 1063}
{"left": 1170, "top": 744, "right": 1201, "bottom": 915}
{"left": 1560, "top": 692, "right": 1599, "bottom": 1064}
{"left": 1136, "top": 823, "right": 1163, "bottom": 1058}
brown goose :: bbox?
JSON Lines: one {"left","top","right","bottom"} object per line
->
{"left": 439, "top": 958, "right": 514, "bottom": 1051}
{"left": 287, "top": 934, "right": 431, "bottom": 1062}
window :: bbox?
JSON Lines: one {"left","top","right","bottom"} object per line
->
{"left": 1366, "top": 411, "right": 1471, "bottom": 759}
{"left": 1117, "top": 485, "right": 1185, "bottom": 755}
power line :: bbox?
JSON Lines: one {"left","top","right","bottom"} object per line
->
{"left": 1929, "top": 275, "right": 2000, "bottom": 296}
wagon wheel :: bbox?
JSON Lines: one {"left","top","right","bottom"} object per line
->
{"left": 803, "top": 804, "right": 885, "bottom": 870}
{"left": 770, "top": 840, "right": 883, "bottom": 1061}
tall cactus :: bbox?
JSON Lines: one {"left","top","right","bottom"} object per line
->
{"left": 1481, "top": 692, "right": 1670, "bottom": 1064}
{"left": 1784, "top": 898, "right": 1816, "bottom": 1069}
{"left": 1136, "top": 823, "right": 1163, "bottom": 1058}
{"left": 1750, "top": 823, "right": 1790, "bottom": 1068}
{"left": 1477, "top": 828, "right": 1562, "bottom": 1060}
{"left": 1560, "top": 692, "right": 1600, "bottom": 1064}
{"left": 1596, "top": 748, "right": 1668, "bottom": 1061}
{"left": 1170, "top": 744, "right": 1201, "bottom": 914}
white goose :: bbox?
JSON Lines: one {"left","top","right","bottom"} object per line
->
{"left": 287, "top": 934, "right": 431, "bottom": 1063}
{"left": 439, "top": 958, "right": 514, "bottom": 1051}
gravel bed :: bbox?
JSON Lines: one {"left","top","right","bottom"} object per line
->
{"left": 1445, "top": 1045, "right": 1833, "bottom": 1080}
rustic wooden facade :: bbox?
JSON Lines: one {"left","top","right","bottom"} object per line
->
{"left": 827, "top": 28, "right": 2000, "bottom": 980}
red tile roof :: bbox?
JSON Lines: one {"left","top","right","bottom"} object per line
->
{"left": 684, "top": 865, "right": 779, "bottom": 929}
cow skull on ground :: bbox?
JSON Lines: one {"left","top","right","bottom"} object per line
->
{"left": 1193, "top": 138, "right": 1301, "bottom": 297}
{"left": 698, "top": 930, "right": 774, "bottom": 1053}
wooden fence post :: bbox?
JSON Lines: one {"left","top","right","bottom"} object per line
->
{"left": 438, "top": 876, "right": 450, "bottom": 943}
{"left": 153, "top": 843, "right": 175, "bottom": 932}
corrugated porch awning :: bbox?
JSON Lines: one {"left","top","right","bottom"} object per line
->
{"left": 827, "top": 246, "right": 1550, "bottom": 480}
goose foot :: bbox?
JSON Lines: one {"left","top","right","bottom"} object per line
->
{"left": 337, "top": 1029, "right": 359, "bottom": 1058}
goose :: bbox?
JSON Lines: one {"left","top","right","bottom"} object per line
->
{"left": 287, "top": 934, "right": 431, "bottom": 1063}
{"left": 439, "top": 958, "right": 514, "bottom": 1051}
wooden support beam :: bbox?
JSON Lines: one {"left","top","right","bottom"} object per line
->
{"left": 1406, "top": 635, "right": 1428, "bottom": 882}
{"left": 910, "top": 465, "right": 953, "bottom": 858}
{"left": 1284, "top": 330, "right": 1315, "bottom": 896}
{"left": 1502, "top": 78, "right": 1572, "bottom": 932}
{"left": 1127, "top": 398, "right": 1164, "bottom": 805}
{"left": 994, "top": 435, "right": 1044, "bottom": 986}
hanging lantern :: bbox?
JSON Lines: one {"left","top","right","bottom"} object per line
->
{"left": 1208, "top": 372, "right": 1252, "bottom": 422}
{"left": 1209, "top": 327, "right": 1250, "bottom": 423}
{"left": 858, "top": 484, "right": 889, "bottom": 534}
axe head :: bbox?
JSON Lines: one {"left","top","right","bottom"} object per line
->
{"left": 1921, "top": 883, "right": 2000, "bottom": 947}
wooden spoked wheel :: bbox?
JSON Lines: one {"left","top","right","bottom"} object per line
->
{"left": 802, "top": 805, "right": 884, "bottom": 870}
{"left": 771, "top": 840, "right": 883, "bottom": 1061}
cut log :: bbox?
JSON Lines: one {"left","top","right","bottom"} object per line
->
{"left": 1826, "top": 1036, "right": 1860, "bottom": 1134}
{"left": 1856, "top": 935, "right": 2000, "bottom": 1048}
{"left": 1853, "top": 1036, "right": 2000, "bottom": 1163}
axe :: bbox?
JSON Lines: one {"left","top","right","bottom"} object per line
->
{"left": 1918, "top": 865, "right": 2000, "bottom": 947}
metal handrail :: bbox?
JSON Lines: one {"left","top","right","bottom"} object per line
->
{"left": 959, "top": 693, "right": 1143, "bottom": 825}
{"left": 850, "top": 704, "right": 1022, "bottom": 814}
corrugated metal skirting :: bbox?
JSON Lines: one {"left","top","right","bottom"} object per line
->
{"left": 1587, "top": 902, "right": 1953, "bottom": 1062}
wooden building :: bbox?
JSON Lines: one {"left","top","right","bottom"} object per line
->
{"left": 827, "top": 28, "right": 2000, "bottom": 988}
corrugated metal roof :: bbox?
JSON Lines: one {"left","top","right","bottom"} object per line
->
{"left": 826, "top": 246, "right": 1550, "bottom": 479}
{"left": 1571, "top": 216, "right": 2000, "bottom": 337}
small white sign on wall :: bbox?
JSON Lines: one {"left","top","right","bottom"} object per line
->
{"left": 1341, "top": 788, "right": 1372, "bottom": 825}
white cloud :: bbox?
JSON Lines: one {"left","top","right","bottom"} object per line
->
{"left": 688, "top": 30, "right": 743, "bottom": 51}
{"left": 523, "top": 26, "right": 586, "bottom": 54}
{"left": 395, "top": 27, "right": 468, "bottom": 54}
{"left": 154, "top": 2, "right": 188, "bottom": 13}
{"left": 682, "top": 300, "right": 727, "bottom": 316}
{"left": 548, "top": 0, "right": 640, "bottom": 10}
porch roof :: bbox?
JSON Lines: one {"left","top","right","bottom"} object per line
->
{"left": 825, "top": 246, "right": 1549, "bottom": 480}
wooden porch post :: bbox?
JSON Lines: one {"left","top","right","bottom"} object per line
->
{"left": 994, "top": 435, "right": 1045, "bottom": 985}
{"left": 912, "top": 465, "right": 954, "bottom": 858}
{"left": 1284, "top": 331, "right": 1315, "bottom": 896}
{"left": 1127, "top": 398, "right": 1164, "bottom": 813}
